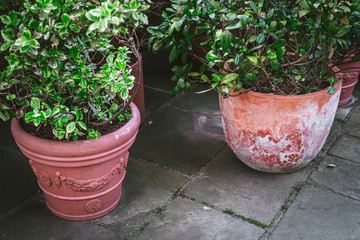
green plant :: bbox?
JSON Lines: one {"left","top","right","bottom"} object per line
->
{"left": 149, "top": 0, "right": 354, "bottom": 97}
{"left": 153, "top": 205, "right": 167, "bottom": 220}
{"left": 223, "top": 208, "right": 268, "bottom": 229}
{"left": 171, "top": 186, "right": 186, "bottom": 199}
{"left": 331, "top": 1, "right": 360, "bottom": 65}
{"left": 280, "top": 181, "right": 306, "bottom": 212}
{"left": 0, "top": 0, "right": 149, "bottom": 140}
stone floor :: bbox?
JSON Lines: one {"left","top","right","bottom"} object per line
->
{"left": 1, "top": 50, "right": 360, "bottom": 240}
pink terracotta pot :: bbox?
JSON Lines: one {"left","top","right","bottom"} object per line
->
{"left": 130, "top": 53, "right": 145, "bottom": 123}
{"left": 337, "top": 56, "right": 360, "bottom": 105}
{"left": 219, "top": 73, "right": 342, "bottom": 173}
{"left": 11, "top": 103, "right": 140, "bottom": 220}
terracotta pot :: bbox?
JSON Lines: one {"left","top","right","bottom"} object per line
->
{"left": 11, "top": 103, "right": 140, "bottom": 220}
{"left": 219, "top": 72, "right": 342, "bottom": 173}
{"left": 337, "top": 55, "right": 360, "bottom": 105}
{"left": 130, "top": 53, "right": 145, "bottom": 123}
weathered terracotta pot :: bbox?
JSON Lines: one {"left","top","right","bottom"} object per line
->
{"left": 130, "top": 53, "right": 145, "bottom": 123}
{"left": 219, "top": 74, "right": 342, "bottom": 173}
{"left": 337, "top": 55, "right": 360, "bottom": 105}
{"left": 11, "top": 103, "right": 140, "bottom": 220}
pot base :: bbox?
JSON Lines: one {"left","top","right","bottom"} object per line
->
{"left": 47, "top": 191, "right": 121, "bottom": 221}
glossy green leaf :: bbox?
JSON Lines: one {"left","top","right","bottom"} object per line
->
{"left": 171, "top": 86, "right": 179, "bottom": 97}
{"left": 69, "top": 24, "right": 80, "bottom": 33}
{"left": 61, "top": 13, "right": 71, "bottom": 23}
{"left": 120, "top": 87, "right": 128, "bottom": 100}
{"left": 22, "top": 28, "right": 31, "bottom": 39}
{"left": 169, "top": 46, "right": 178, "bottom": 63}
{"left": 66, "top": 122, "right": 76, "bottom": 133}
{"left": 0, "top": 41, "right": 11, "bottom": 51}
{"left": 78, "top": 121, "right": 87, "bottom": 130}
{"left": 299, "top": 9, "right": 310, "bottom": 18}
{"left": 112, "top": 82, "right": 125, "bottom": 93}
{"left": 55, "top": 22, "right": 66, "bottom": 29}
{"left": 270, "top": 59, "right": 280, "bottom": 70}
{"left": 33, "top": 117, "right": 41, "bottom": 127}
{"left": 89, "top": 8, "right": 103, "bottom": 17}
{"left": 0, "top": 15, "right": 11, "bottom": 25}
{"left": 257, "top": 33, "right": 265, "bottom": 44}
{"left": 250, "top": 2, "right": 258, "bottom": 13}
{"left": 201, "top": 75, "right": 211, "bottom": 83}
{"left": 30, "top": 97, "right": 41, "bottom": 111}
{"left": 222, "top": 73, "right": 238, "bottom": 83}
{"left": 247, "top": 56, "right": 258, "bottom": 66}
{"left": 328, "top": 86, "right": 336, "bottom": 95}
{"left": 25, "top": 112, "right": 35, "bottom": 123}
{"left": 221, "top": 30, "right": 232, "bottom": 51}
{"left": 234, "top": 82, "right": 243, "bottom": 92}
{"left": 244, "top": 73, "right": 257, "bottom": 81}
{"left": 1, "top": 30, "right": 15, "bottom": 41}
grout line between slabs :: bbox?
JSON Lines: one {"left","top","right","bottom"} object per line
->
{"left": 306, "top": 180, "right": 360, "bottom": 202}
{"left": 129, "top": 155, "right": 192, "bottom": 178}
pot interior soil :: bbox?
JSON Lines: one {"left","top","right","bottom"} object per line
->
{"left": 20, "top": 110, "right": 132, "bottom": 141}
{"left": 251, "top": 72, "right": 332, "bottom": 95}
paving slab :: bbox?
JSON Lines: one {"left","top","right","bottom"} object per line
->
{"left": 104, "top": 211, "right": 156, "bottom": 240}
{"left": 131, "top": 106, "right": 226, "bottom": 175}
{"left": 323, "top": 119, "right": 342, "bottom": 149}
{"left": 327, "top": 135, "right": 360, "bottom": 163}
{"left": 95, "top": 157, "right": 189, "bottom": 225}
{"left": 0, "top": 200, "right": 118, "bottom": 240}
{"left": 335, "top": 100, "right": 356, "bottom": 121}
{"left": 0, "top": 121, "right": 14, "bottom": 148}
{"left": 170, "top": 86, "right": 220, "bottom": 114}
{"left": 0, "top": 146, "right": 38, "bottom": 215}
{"left": 135, "top": 197, "right": 264, "bottom": 240}
{"left": 142, "top": 50, "right": 177, "bottom": 93}
{"left": 0, "top": 121, "right": 38, "bottom": 215}
{"left": 352, "top": 80, "right": 360, "bottom": 97}
{"left": 310, "top": 157, "right": 360, "bottom": 200}
{"left": 185, "top": 146, "right": 311, "bottom": 225}
{"left": 143, "top": 63, "right": 176, "bottom": 92}
{"left": 343, "top": 105, "right": 360, "bottom": 138}
{"left": 269, "top": 185, "right": 360, "bottom": 240}
{"left": 144, "top": 86, "right": 172, "bottom": 117}
{"left": 142, "top": 48, "right": 175, "bottom": 67}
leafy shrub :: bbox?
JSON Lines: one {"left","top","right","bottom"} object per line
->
{"left": 0, "top": 0, "right": 149, "bottom": 140}
{"left": 149, "top": 0, "right": 354, "bottom": 97}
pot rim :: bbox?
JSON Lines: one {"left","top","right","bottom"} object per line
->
{"left": 11, "top": 102, "right": 140, "bottom": 158}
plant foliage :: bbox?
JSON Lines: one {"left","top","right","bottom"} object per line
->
{"left": 0, "top": 0, "right": 149, "bottom": 140}
{"left": 149, "top": 0, "right": 358, "bottom": 97}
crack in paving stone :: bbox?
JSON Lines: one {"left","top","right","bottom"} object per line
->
{"left": 173, "top": 189, "right": 269, "bottom": 230}
{"left": 98, "top": 210, "right": 157, "bottom": 240}
{"left": 130, "top": 155, "right": 192, "bottom": 178}
{"left": 259, "top": 181, "right": 308, "bottom": 240}
{"left": 307, "top": 180, "right": 360, "bottom": 202}
{"left": 222, "top": 209, "right": 268, "bottom": 229}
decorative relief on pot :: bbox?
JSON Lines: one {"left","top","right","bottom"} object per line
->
{"left": 120, "top": 152, "right": 130, "bottom": 169}
{"left": 54, "top": 171, "right": 62, "bottom": 188}
{"left": 29, "top": 160, "right": 52, "bottom": 186}
{"left": 85, "top": 199, "right": 103, "bottom": 213}
{"left": 58, "top": 163, "right": 123, "bottom": 192}
{"left": 38, "top": 172, "right": 52, "bottom": 186}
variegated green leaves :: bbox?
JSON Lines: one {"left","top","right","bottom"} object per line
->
{"left": 86, "top": 0, "right": 149, "bottom": 35}
{"left": 0, "top": 0, "right": 143, "bottom": 140}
